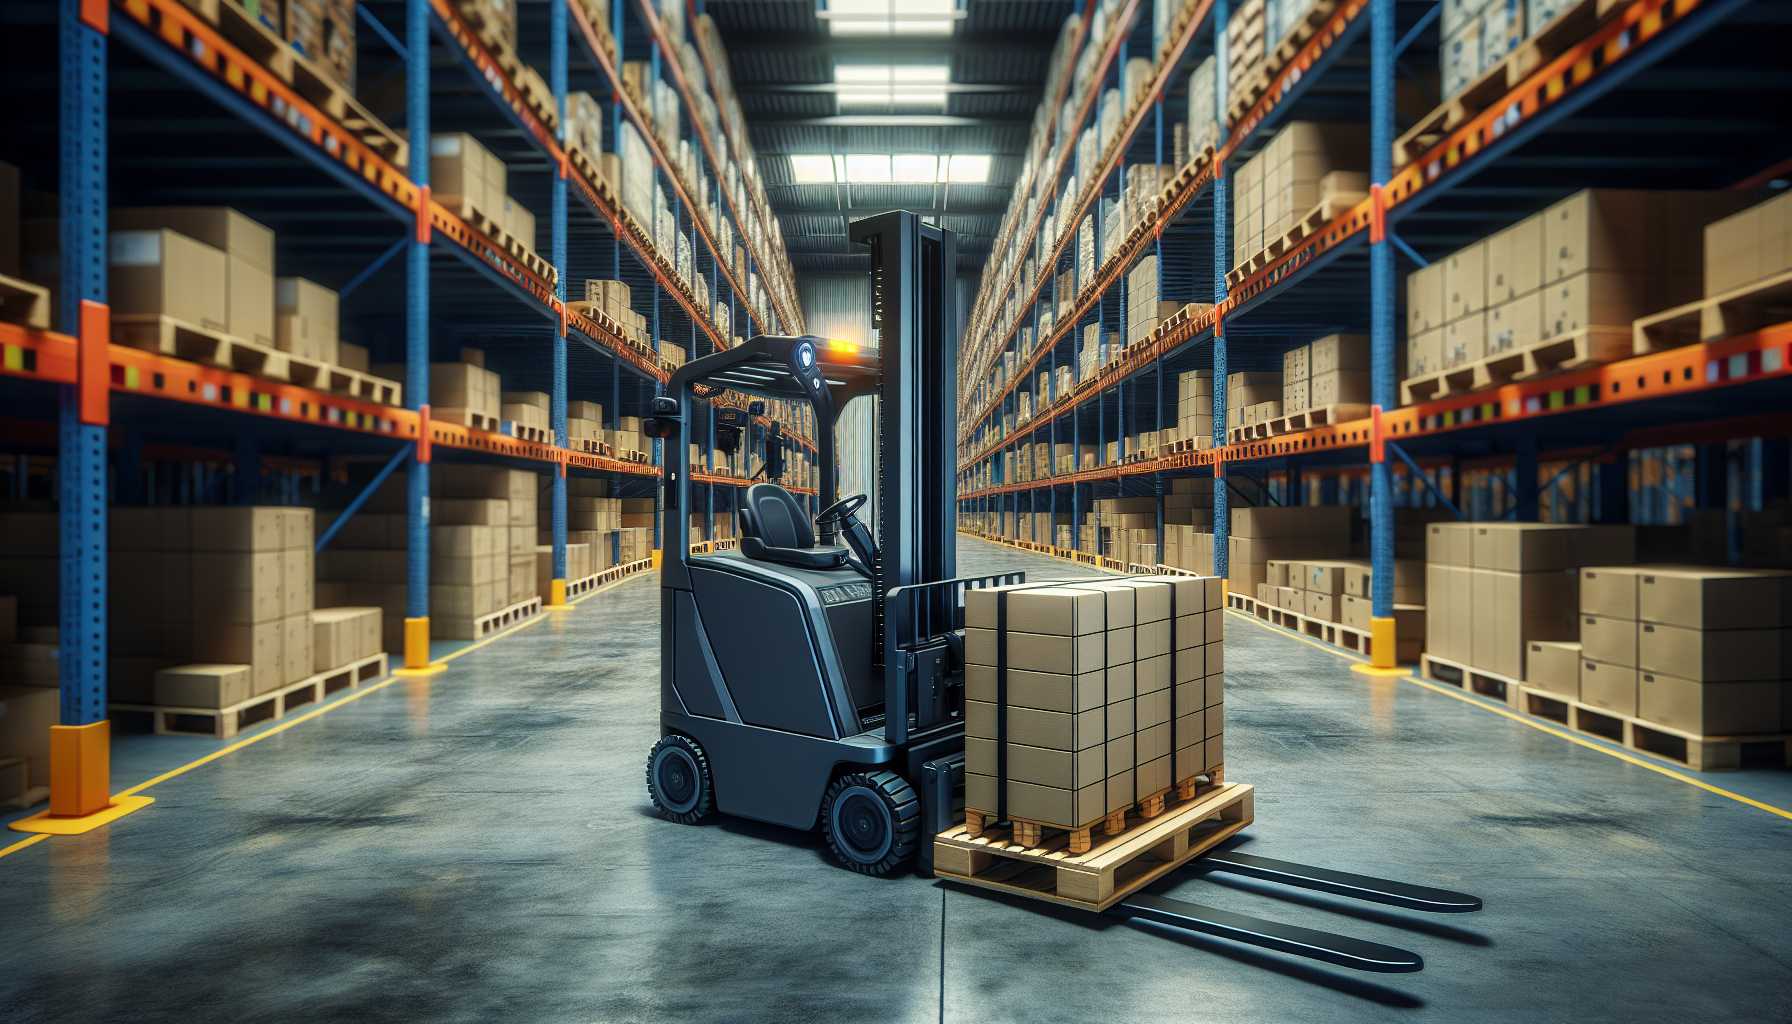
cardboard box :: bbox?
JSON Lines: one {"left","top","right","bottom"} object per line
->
{"left": 154, "top": 663, "right": 251, "bottom": 709}
{"left": 1638, "top": 623, "right": 1782, "bottom": 683}
{"left": 1471, "top": 568, "right": 1580, "bottom": 679}
{"left": 1579, "top": 614, "right": 1637, "bottom": 667}
{"left": 966, "top": 773, "right": 1105, "bottom": 829}
{"left": 1426, "top": 522, "right": 1474, "bottom": 567}
{"left": 275, "top": 277, "right": 340, "bottom": 363}
{"left": 964, "top": 665, "right": 1109, "bottom": 714}
{"left": 0, "top": 686, "right": 58, "bottom": 784}
{"left": 966, "top": 738, "right": 1105, "bottom": 790}
{"left": 312, "top": 607, "right": 381, "bottom": 672}
{"left": 1580, "top": 566, "right": 1644, "bottom": 618}
{"left": 1486, "top": 214, "right": 1543, "bottom": 303}
{"left": 1443, "top": 313, "right": 1486, "bottom": 368}
{"left": 1580, "top": 658, "right": 1638, "bottom": 717}
{"left": 1542, "top": 270, "right": 1648, "bottom": 336}
{"left": 1638, "top": 673, "right": 1781, "bottom": 736}
{"left": 190, "top": 551, "right": 284, "bottom": 624}
{"left": 1487, "top": 290, "right": 1543, "bottom": 354}
{"left": 1470, "top": 523, "right": 1633, "bottom": 573}
{"left": 964, "top": 699, "right": 1104, "bottom": 751}
{"left": 110, "top": 229, "right": 228, "bottom": 330}
{"left": 1636, "top": 567, "right": 1792, "bottom": 630}
{"left": 964, "top": 584, "right": 1109, "bottom": 635}
{"left": 1309, "top": 369, "right": 1369, "bottom": 408}
{"left": 191, "top": 620, "right": 283, "bottom": 696}
{"left": 112, "top": 207, "right": 276, "bottom": 346}
{"left": 1526, "top": 640, "right": 1582, "bottom": 697}
{"left": 1444, "top": 240, "right": 1487, "bottom": 321}
{"left": 1542, "top": 189, "right": 1656, "bottom": 284}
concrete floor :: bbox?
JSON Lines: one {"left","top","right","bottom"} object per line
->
{"left": 2, "top": 537, "right": 1790, "bottom": 1023}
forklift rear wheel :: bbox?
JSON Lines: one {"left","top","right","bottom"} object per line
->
{"left": 822, "top": 770, "right": 919, "bottom": 876}
{"left": 647, "top": 735, "right": 714, "bottom": 824}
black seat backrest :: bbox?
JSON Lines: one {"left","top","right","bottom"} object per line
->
{"left": 743, "top": 483, "right": 814, "bottom": 549}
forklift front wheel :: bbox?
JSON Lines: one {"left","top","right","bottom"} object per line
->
{"left": 646, "top": 735, "right": 715, "bottom": 824}
{"left": 822, "top": 770, "right": 920, "bottom": 877}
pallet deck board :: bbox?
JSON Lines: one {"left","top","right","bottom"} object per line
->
{"left": 936, "top": 783, "right": 1254, "bottom": 912}
{"left": 1517, "top": 685, "right": 1792, "bottom": 772}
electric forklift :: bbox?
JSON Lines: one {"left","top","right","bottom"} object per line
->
{"left": 642, "top": 212, "right": 1481, "bottom": 972}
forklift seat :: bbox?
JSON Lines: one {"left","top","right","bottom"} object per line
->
{"left": 739, "top": 483, "right": 848, "bottom": 571}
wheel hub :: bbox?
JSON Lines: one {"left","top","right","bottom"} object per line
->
{"left": 654, "top": 749, "right": 699, "bottom": 811}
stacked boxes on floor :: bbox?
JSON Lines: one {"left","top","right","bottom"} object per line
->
{"left": 963, "top": 576, "right": 1225, "bottom": 840}
{"left": 1406, "top": 189, "right": 1746, "bottom": 389}
{"left": 1092, "top": 497, "right": 1156, "bottom": 566}
{"left": 1228, "top": 505, "right": 1352, "bottom": 595}
{"left": 1425, "top": 522, "right": 1634, "bottom": 680}
{"left": 1574, "top": 566, "right": 1791, "bottom": 734}
{"left": 1163, "top": 478, "right": 1216, "bottom": 574}
{"left": 317, "top": 466, "right": 538, "bottom": 650}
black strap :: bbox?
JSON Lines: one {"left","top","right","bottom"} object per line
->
{"left": 995, "top": 589, "right": 1007, "bottom": 821}
{"left": 1169, "top": 581, "right": 1178, "bottom": 787}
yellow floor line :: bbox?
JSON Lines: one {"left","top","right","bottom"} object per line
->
{"left": 0, "top": 574, "right": 658, "bottom": 861}
{"left": 1229, "top": 607, "right": 1792, "bottom": 821}
{"left": 0, "top": 832, "right": 49, "bottom": 860}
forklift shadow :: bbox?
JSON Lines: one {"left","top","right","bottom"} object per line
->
{"left": 632, "top": 805, "right": 839, "bottom": 870}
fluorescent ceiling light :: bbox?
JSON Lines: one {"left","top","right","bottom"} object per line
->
{"left": 826, "top": 0, "right": 955, "bottom": 36}
{"left": 945, "top": 154, "right": 992, "bottom": 184}
{"left": 789, "top": 154, "right": 836, "bottom": 184}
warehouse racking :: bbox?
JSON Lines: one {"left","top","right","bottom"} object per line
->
{"left": 0, "top": 0, "right": 814, "bottom": 822}
{"left": 954, "top": 0, "right": 1792, "bottom": 672}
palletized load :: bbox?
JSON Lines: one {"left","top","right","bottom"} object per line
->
{"left": 961, "top": 576, "right": 1226, "bottom": 852}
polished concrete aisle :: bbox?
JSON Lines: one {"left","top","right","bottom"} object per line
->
{"left": 1, "top": 538, "right": 1789, "bottom": 1023}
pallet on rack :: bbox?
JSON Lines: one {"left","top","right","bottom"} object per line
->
{"left": 112, "top": 314, "right": 291, "bottom": 382}
{"left": 1392, "top": 0, "right": 1625, "bottom": 169}
{"left": 1632, "top": 268, "right": 1792, "bottom": 354}
{"left": 1264, "top": 402, "right": 1371, "bottom": 437}
{"left": 433, "top": 407, "right": 500, "bottom": 432}
{"left": 0, "top": 273, "right": 51, "bottom": 329}
{"left": 936, "top": 782, "right": 1252, "bottom": 912}
{"left": 1399, "top": 327, "right": 1628, "bottom": 405}
{"left": 286, "top": 50, "right": 408, "bottom": 169}
{"left": 111, "top": 652, "right": 389, "bottom": 741}
{"left": 1518, "top": 685, "right": 1792, "bottom": 771}
{"left": 1270, "top": 0, "right": 1339, "bottom": 64}
{"left": 185, "top": 0, "right": 295, "bottom": 83}
{"left": 506, "top": 421, "right": 550, "bottom": 444}
{"left": 1420, "top": 652, "right": 1522, "bottom": 707}
{"left": 322, "top": 364, "right": 403, "bottom": 406}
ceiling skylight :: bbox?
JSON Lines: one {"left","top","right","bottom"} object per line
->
{"left": 834, "top": 63, "right": 950, "bottom": 109}
{"left": 824, "top": 0, "right": 956, "bottom": 36}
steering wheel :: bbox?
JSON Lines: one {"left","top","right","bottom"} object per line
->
{"left": 816, "top": 493, "right": 869, "bottom": 526}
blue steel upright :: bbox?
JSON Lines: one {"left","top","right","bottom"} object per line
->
{"left": 1368, "top": 0, "right": 1396, "bottom": 656}
{"left": 550, "top": 0, "right": 570, "bottom": 592}
{"left": 404, "top": 0, "right": 432, "bottom": 667}
{"left": 1211, "top": 0, "right": 1230, "bottom": 581}
{"left": 59, "top": 0, "right": 108, "bottom": 728}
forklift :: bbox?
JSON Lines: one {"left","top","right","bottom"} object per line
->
{"left": 642, "top": 212, "right": 1481, "bottom": 972}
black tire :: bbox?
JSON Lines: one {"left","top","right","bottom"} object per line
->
{"left": 822, "top": 770, "right": 920, "bottom": 877}
{"left": 646, "top": 734, "right": 714, "bottom": 824}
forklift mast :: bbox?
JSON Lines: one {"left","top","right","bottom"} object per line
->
{"left": 850, "top": 211, "right": 959, "bottom": 659}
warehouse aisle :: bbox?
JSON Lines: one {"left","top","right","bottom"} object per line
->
{"left": 1, "top": 539, "right": 1789, "bottom": 1023}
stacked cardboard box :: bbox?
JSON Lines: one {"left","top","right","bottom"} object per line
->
{"left": 1574, "top": 566, "right": 1790, "bottom": 733}
{"left": 1226, "top": 0, "right": 1267, "bottom": 126}
{"left": 963, "top": 577, "right": 1225, "bottom": 838}
{"left": 288, "top": 1, "right": 355, "bottom": 90}
{"left": 309, "top": 607, "right": 383, "bottom": 675}
{"left": 376, "top": 348, "right": 500, "bottom": 429}
{"left": 108, "top": 507, "right": 320, "bottom": 704}
{"left": 1279, "top": 334, "right": 1371, "bottom": 412}
{"left": 568, "top": 400, "right": 605, "bottom": 449}
{"left": 1225, "top": 371, "right": 1281, "bottom": 431}
{"left": 1425, "top": 522, "right": 1633, "bottom": 680}
{"left": 1701, "top": 190, "right": 1792, "bottom": 338}
{"left": 275, "top": 277, "right": 340, "bottom": 365}
{"left": 1408, "top": 189, "right": 1746, "bottom": 387}
{"left": 501, "top": 390, "right": 551, "bottom": 438}
{"left": 1186, "top": 55, "right": 1219, "bottom": 155}
{"left": 1177, "top": 370, "right": 1214, "bottom": 448}
{"left": 1227, "top": 505, "right": 1352, "bottom": 594}
{"left": 113, "top": 208, "right": 275, "bottom": 348}
{"left": 1232, "top": 121, "right": 1367, "bottom": 270}
{"left": 430, "top": 133, "right": 507, "bottom": 223}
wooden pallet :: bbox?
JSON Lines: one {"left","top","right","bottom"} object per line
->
{"left": 508, "top": 422, "right": 550, "bottom": 444}
{"left": 1399, "top": 327, "right": 1629, "bottom": 405}
{"left": 1420, "top": 652, "right": 1522, "bottom": 707}
{"left": 111, "top": 652, "right": 388, "bottom": 740}
{"left": 1518, "top": 685, "right": 1792, "bottom": 771}
{"left": 434, "top": 407, "right": 500, "bottom": 432}
{"left": 321, "top": 364, "right": 403, "bottom": 406}
{"left": 1632, "top": 267, "right": 1792, "bottom": 354}
{"left": 1393, "top": 0, "right": 1624, "bottom": 169}
{"left": 1270, "top": 0, "right": 1338, "bottom": 64}
{"left": 471, "top": 595, "right": 544, "bottom": 639}
{"left": 935, "top": 782, "right": 1253, "bottom": 912}
{"left": 1264, "top": 402, "right": 1372, "bottom": 437}
{"left": 286, "top": 49, "right": 408, "bottom": 169}
{"left": 1226, "top": 193, "right": 1364, "bottom": 288}
{"left": 0, "top": 273, "right": 51, "bottom": 329}
{"left": 112, "top": 314, "right": 291, "bottom": 381}
{"left": 187, "top": 0, "right": 294, "bottom": 82}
